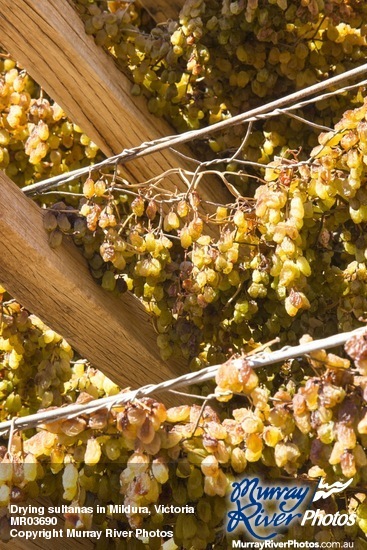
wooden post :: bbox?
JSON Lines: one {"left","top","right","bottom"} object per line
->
{"left": 0, "top": 171, "right": 187, "bottom": 394}
{"left": 0, "top": 0, "right": 230, "bottom": 205}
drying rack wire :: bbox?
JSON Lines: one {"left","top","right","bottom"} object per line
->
{"left": 21, "top": 62, "right": 367, "bottom": 197}
{"left": 0, "top": 326, "right": 365, "bottom": 437}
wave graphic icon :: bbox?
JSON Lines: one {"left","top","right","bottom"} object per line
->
{"left": 313, "top": 477, "right": 354, "bottom": 502}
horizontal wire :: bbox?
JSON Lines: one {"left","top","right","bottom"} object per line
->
{"left": 0, "top": 326, "right": 365, "bottom": 436}
{"left": 21, "top": 68, "right": 367, "bottom": 197}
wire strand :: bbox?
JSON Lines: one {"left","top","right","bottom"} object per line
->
{"left": 0, "top": 326, "right": 364, "bottom": 436}
{"left": 21, "top": 69, "right": 367, "bottom": 196}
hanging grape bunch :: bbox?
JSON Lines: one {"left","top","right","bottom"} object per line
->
{"left": 39, "top": 95, "right": 367, "bottom": 385}
{"left": 74, "top": 0, "right": 367, "bottom": 169}
{"left": 0, "top": 52, "right": 103, "bottom": 190}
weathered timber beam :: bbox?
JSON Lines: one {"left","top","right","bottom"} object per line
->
{"left": 0, "top": 0, "right": 230, "bottom": 205}
{"left": 0, "top": 171, "right": 187, "bottom": 396}
{"left": 138, "top": 0, "right": 185, "bottom": 23}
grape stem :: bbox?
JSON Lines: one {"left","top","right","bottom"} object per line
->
{"left": 6, "top": 417, "right": 16, "bottom": 459}
{"left": 184, "top": 395, "right": 214, "bottom": 441}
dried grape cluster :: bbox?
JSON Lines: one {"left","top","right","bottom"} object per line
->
{"left": 74, "top": 0, "right": 367, "bottom": 172}
{"left": 42, "top": 97, "right": 367, "bottom": 378}
{"left": 1, "top": 290, "right": 367, "bottom": 548}
{"left": 0, "top": 53, "right": 103, "bottom": 189}
{"left": 0, "top": 288, "right": 120, "bottom": 416}
{"left": 0, "top": 295, "right": 73, "bottom": 414}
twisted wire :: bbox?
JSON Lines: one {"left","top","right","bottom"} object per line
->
{"left": 21, "top": 65, "right": 367, "bottom": 197}
{"left": 0, "top": 326, "right": 364, "bottom": 436}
